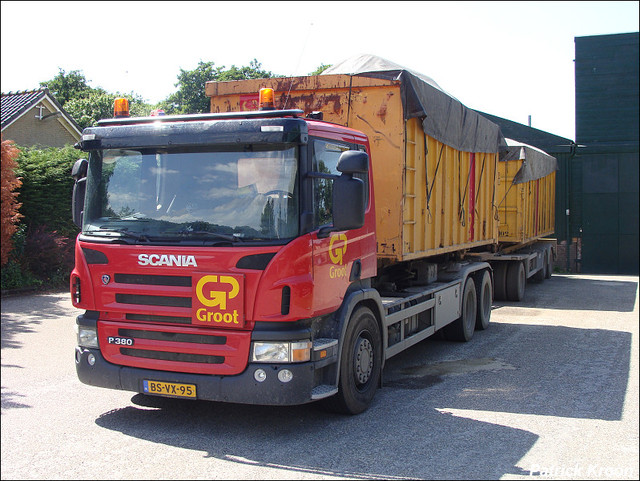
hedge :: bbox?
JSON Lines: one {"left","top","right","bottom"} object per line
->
{"left": 15, "top": 144, "right": 84, "bottom": 238}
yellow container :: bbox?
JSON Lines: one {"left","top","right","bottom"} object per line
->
{"left": 496, "top": 140, "right": 557, "bottom": 245}
{"left": 206, "top": 75, "right": 499, "bottom": 265}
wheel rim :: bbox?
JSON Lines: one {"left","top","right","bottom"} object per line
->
{"left": 354, "top": 334, "right": 374, "bottom": 387}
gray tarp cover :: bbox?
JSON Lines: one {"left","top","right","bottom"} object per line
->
{"left": 322, "top": 54, "right": 506, "bottom": 154}
{"left": 503, "top": 138, "right": 558, "bottom": 184}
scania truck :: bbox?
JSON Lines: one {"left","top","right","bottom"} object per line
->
{"left": 71, "top": 56, "right": 554, "bottom": 414}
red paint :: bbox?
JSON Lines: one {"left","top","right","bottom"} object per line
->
{"left": 535, "top": 179, "right": 540, "bottom": 236}
{"left": 239, "top": 94, "right": 259, "bottom": 111}
{"left": 469, "top": 153, "right": 476, "bottom": 242}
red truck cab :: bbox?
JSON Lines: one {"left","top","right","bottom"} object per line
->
{"left": 71, "top": 104, "right": 381, "bottom": 413}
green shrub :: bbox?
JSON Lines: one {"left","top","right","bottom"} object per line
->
{"left": 3, "top": 144, "right": 81, "bottom": 291}
{"left": 0, "top": 224, "right": 42, "bottom": 290}
{"left": 15, "top": 144, "right": 83, "bottom": 238}
{"left": 0, "top": 258, "right": 43, "bottom": 290}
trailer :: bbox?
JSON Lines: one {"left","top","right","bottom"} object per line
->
{"left": 474, "top": 138, "right": 558, "bottom": 301}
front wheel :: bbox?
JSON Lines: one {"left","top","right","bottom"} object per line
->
{"left": 323, "top": 306, "right": 382, "bottom": 415}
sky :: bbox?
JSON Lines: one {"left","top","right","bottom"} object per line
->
{"left": 1, "top": 1, "right": 638, "bottom": 141}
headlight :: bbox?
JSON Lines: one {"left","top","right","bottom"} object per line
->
{"left": 78, "top": 327, "right": 99, "bottom": 348}
{"left": 251, "top": 341, "right": 311, "bottom": 363}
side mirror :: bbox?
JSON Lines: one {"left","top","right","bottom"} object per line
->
{"left": 337, "top": 150, "right": 368, "bottom": 175}
{"left": 72, "top": 158, "right": 88, "bottom": 180}
{"left": 318, "top": 150, "right": 368, "bottom": 238}
{"left": 72, "top": 158, "right": 88, "bottom": 228}
{"left": 332, "top": 174, "right": 365, "bottom": 231}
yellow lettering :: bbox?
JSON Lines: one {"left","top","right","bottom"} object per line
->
{"left": 329, "top": 265, "right": 348, "bottom": 279}
{"left": 196, "top": 308, "right": 241, "bottom": 324}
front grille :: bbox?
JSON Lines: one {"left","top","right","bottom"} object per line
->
{"left": 119, "top": 328, "right": 226, "bottom": 345}
{"left": 115, "top": 274, "right": 191, "bottom": 287}
{"left": 100, "top": 316, "right": 250, "bottom": 375}
{"left": 125, "top": 313, "right": 192, "bottom": 325}
{"left": 121, "top": 348, "right": 224, "bottom": 364}
{"left": 116, "top": 293, "right": 191, "bottom": 308}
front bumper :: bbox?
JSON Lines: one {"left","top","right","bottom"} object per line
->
{"left": 75, "top": 346, "right": 327, "bottom": 406}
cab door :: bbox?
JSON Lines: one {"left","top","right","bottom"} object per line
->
{"left": 309, "top": 137, "right": 372, "bottom": 315}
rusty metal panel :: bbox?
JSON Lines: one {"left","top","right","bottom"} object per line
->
{"left": 206, "top": 75, "right": 499, "bottom": 264}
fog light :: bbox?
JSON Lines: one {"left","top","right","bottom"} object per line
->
{"left": 278, "top": 369, "right": 293, "bottom": 383}
{"left": 87, "top": 353, "right": 96, "bottom": 366}
{"left": 254, "top": 369, "right": 267, "bottom": 382}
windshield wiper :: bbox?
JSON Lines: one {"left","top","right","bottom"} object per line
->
{"left": 175, "top": 230, "right": 242, "bottom": 242}
{"left": 85, "top": 229, "right": 150, "bottom": 242}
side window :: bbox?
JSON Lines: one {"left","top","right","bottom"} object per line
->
{"left": 312, "top": 140, "right": 350, "bottom": 227}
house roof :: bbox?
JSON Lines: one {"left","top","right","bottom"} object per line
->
{"left": 1, "top": 88, "right": 82, "bottom": 137}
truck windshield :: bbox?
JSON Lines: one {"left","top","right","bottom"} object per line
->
{"left": 82, "top": 146, "right": 299, "bottom": 243}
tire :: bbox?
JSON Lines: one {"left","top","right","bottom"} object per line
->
{"left": 475, "top": 270, "right": 492, "bottom": 330}
{"left": 506, "top": 261, "right": 526, "bottom": 301}
{"left": 545, "top": 249, "right": 553, "bottom": 279}
{"left": 533, "top": 251, "right": 547, "bottom": 282}
{"left": 323, "top": 306, "right": 382, "bottom": 415}
{"left": 493, "top": 262, "right": 508, "bottom": 301}
{"left": 443, "top": 277, "right": 477, "bottom": 342}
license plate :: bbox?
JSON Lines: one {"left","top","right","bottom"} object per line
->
{"left": 143, "top": 380, "right": 197, "bottom": 399}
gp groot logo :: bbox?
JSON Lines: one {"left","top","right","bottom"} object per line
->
{"left": 328, "top": 233, "right": 349, "bottom": 279}
{"left": 192, "top": 274, "right": 244, "bottom": 327}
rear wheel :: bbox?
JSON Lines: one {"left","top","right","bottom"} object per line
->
{"left": 323, "top": 306, "right": 382, "bottom": 415}
{"left": 506, "top": 261, "right": 526, "bottom": 301}
{"left": 443, "top": 277, "right": 477, "bottom": 342}
{"left": 475, "top": 270, "right": 492, "bottom": 330}
{"left": 493, "top": 262, "right": 508, "bottom": 301}
{"left": 533, "top": 251, "right": 548, "bottom": 282}
{"left": 545, "top": 249, "right": 553, "bottom": 279}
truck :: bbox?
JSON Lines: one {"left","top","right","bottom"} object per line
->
{"left": 71, "top": 55, "right": 556, "bottom": 414}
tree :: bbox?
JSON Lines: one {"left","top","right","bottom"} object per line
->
{"left": 40, "top": 68, "right": 153, "bottom": 127}
{"left": 162, "top": 59, "right": 277, "bottom": 115}
{"left": 1, "top": 138, "right": 23, "bottom": 265}
{"left": 39, "top": 68, "right": 94, "bottom": 107}
{"left": 65, "top": 91, "right": 153, "bottom": 129}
